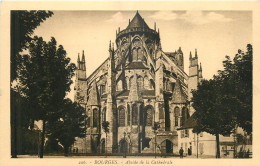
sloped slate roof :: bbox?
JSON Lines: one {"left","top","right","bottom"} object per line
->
{"left": 177, "top": 114, "right": 197, "bottom": 130}
{"left": 172, "top": 79, "right": 187, "bottom": 104}
{"left": 126, "top": 11, "right": 150, "bottom": 29}
{"left": 125, "top": 62, "right": 148, "bottom": 69}
{"left": 87, "top": 80, "right": 100, "bottom": 106}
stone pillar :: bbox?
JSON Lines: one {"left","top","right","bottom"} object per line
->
{"left": 170, "top": 108, "right": 174, "bottom": 131}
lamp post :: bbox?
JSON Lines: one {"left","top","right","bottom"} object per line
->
{"left": 123, "top": 132, "right": 126, "bottom": 158}
{"left": 153, "top": 122, "right": 160, "bottom": 158}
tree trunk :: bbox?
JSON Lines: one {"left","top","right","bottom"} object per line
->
{"left": 64, "top": 145, "right": 69, "bottom": 156}
{"left": 106, "top": 133, "right": 107, "bottom": 154}
{"left": 11, "top": 104, "right": 17, "bottom": 158}
{"left": 39, "top": 120, "right": 46, "bottom": 158}
{"left": 216, "top": 133, "right": 220, "bottom": 158}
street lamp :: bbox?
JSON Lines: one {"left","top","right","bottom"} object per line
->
{"left": 153, "top": 122, "right": 160, "bottom": 158}
{"left": 123, "top": 132, "right": 127, "bottom": 158}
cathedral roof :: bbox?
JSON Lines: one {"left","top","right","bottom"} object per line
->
{"left": 126, "top": 11, "right": 150, "bottom": 30}
{"left": 125, "top": 62, "right": 148, "bottom": 69}
{"left": 172, "top": 79, "right": 187, "bottom": 104}
{"left": 87, "top": 80, "right": 100, "bottom": 106}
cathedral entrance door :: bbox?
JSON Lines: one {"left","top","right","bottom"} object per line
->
{"left": 119, "top": 139, "right": 127, "bottom": 154}
{"left": 161, "top": 139, "right": 173, "bottom": 154}
{"left": 166, "top": 140, "right": 173, "bottom": 153}
{"left": 101, "top": 139, "right": 105, "bottom": 153}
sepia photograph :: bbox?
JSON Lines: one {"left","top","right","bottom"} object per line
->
{"left": 1, "top": 1, "right": 260, "bottom": 166}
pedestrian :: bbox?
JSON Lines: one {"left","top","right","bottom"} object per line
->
{"left": 179, "top": 147, "right": 184, "bottom": 158}
{"left": 188, "top": 148, "right": 191, "bottom": 155}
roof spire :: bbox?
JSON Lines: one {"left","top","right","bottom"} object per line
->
{"left": 199, "top": 62, "right": 202, "bottom": 70}
{"left": 82, "top": 50, "right": 85, "bottom": 62}
{"left": 112, "top": 42, "right": 114, "bottom": 51}
{"left": 154, "top": 22, "right": 156, "bottom": 31}
{"left": 109, "top": 40, "right": 111, "bottom": 51}
{"left": 195, "top": 49, "right": 198, "bottom": 58}
{"left": 77, "top": 53, "right": 80, "bottom": 62}
{"left": 129, "top": 19, "right": 130, "bottom": 25}
{"left": 189, "top": 51, "right": 192, "bottom": 59}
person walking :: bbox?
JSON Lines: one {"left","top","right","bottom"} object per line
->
{"left": 179, "top": 147, "right": 184, "bottom": 158}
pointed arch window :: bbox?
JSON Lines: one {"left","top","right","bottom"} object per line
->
{"left": 118, "top": 106, "right": 126, "bottom": 127}
{"left": 144, "top": 106, "right": 153, "bottom": 126}
{"left": 149, "top": 79, "right": 155, "bottom": 90}
{"left": 133, "top": 48, "right": 138, "bottom": 62}
{"left": 137, "top": 76, "right": 144, "bottom": 90}
{"left": 127, "top": 104, "right": 131, "bottom": 126}
{"left": 102, "top": 107, "right": 106, "bottom": 122}
{"left": 174, "top": 107, "right": 180, "bottom": 127}
{"left": 137, "top": 48, "right": 143, "bottom": 61}
{"left": 93, "top": 108, "right": 99, "bottom": 127}
{"left": 181, "top": 107, "right": 189, "bottom": 126}
{"left": 132, "top": 104, "right": 138, "bottom": 125}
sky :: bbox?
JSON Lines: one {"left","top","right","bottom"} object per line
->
{"left": 32, "top": 10, "right": 252, "bottom": 100}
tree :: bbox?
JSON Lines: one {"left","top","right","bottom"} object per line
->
{"left": 17, "top": 36, "right": 76, "bottom": 158}
{"left": 192, "top": 44, "right": 252, "bottom": 158}
{"left": 216, "top": 44, "right": 252, "bottom": 134}
{"left": 102, "top": 121, "right": 110, "bottom": 154}
{"left": 11, "top": 10, "right": 53, "bottom": 81}
{"left": 47, "top": 99, "right": 86, "bottom": 156}
{"left": 192, "top": 79, "right": 235, "bottom": 158}
{"left": 11, "top": 11, "right": 53, "bottom": 158}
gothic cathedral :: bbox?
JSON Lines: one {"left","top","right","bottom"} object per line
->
{"left": 74, "top": 11, "right": 203, "bottom": 154}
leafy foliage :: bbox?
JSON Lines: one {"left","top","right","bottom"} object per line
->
{"left": 191, "top": 44, "right": 252, "bottom": 158}
{"left": 216, "top": 44, "right": 252, "bottom": 134}
{"left": 102, "top": 121, "right": 110, "bottom": 134}
{"left": 17, "top": 36, "right": 76, "bottom": 121}
{"left": 47, "top": 99, "right": 86, "bottom": 155}
{"left": 16, "top": 36, "right": 76, "bottom": 157}
{"left": 11, "top": 10, "right": 53, "bottom": 81}
{"left": 152, "top": 122, "right": 160, "bottom": 132}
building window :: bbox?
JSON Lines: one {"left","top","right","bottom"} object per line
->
{"left": 174, "top": 107, "right": 180, "bottom": 126}
{"left": 133, "top": 48, "right": 138, "bottom": 61}
{"left": 185, "top": 129, "right": 189, "bottom": 138}
{"left": 145, "top": 106, "right": 153, "bottom": 126}
{"left": 118, "top": 106, "right": 125, "bottom": 127}
{"left": 102, "top": 107, "right": 106, "bottom": 122}
{"left": 127, "top": 104, "right": 130, "bottom": 126}
{"left": 149, "top": 79, "right": 155, "bottom": 89}
{"left": 137, "top": 76, "right": 144, "bottom": 90}
{"left": 137, "top": 48, "right": 143, "bottom": 61}
{"left": 181, "top": 107, "right": 189, "bottom": 126}
{"left": 93, "top": 108, "right": 99, "bottom": 127}
{"left": 101, "top": 84, "right": 106, "bottom": 94}
{"left": 181, "top": 130, "right": 184, "bottom": 138}
{"left": 132, "top": 104, "right": 138, "bottom": 125}
{"left": 200, "top": 132, "right": 203, "bottom": 137}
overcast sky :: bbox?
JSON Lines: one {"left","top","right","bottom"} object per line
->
{"left": 32, "top": 10, "right": 252, "bottom": 100}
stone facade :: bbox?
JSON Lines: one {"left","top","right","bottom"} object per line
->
{"left": 73, "top": 11, "right": 203, "bottom": 155}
